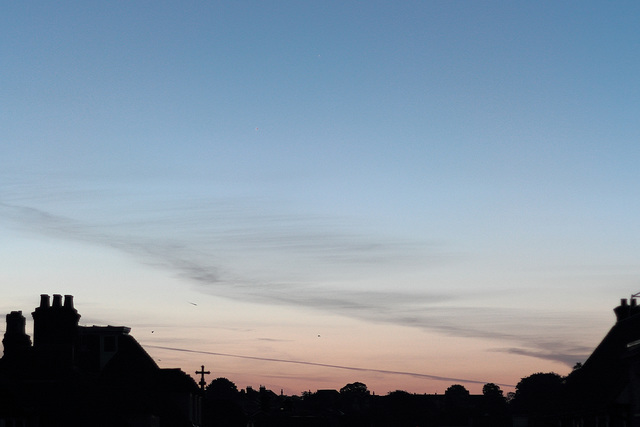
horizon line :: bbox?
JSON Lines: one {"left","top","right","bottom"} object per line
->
{"left": 145, "top": 344, "right": 516, "bottom": 389}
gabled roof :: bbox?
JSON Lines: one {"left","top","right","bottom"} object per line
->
{"left": 101, "top": 332, "right": 159, "bottom": 376}
{"left": 155, "top": 368, "right": 200, "bottom": 394}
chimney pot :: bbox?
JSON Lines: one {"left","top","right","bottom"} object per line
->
{"left": 52, "top": 294, "right": 62, "bottom": 308}
{"left": 622, "top": 298, "right": 628, "bottom": 307}
{"left": 40, "top": 294, "right": 50, "bottom": 308}
{"left": 64, "top": 295, "right": 74, "bottom": 309}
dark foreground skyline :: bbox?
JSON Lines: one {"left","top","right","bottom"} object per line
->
{"left": 1, "top": 294, "right": 640, "bottom": 426}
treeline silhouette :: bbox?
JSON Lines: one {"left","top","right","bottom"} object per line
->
{"left": 199, "top": 296, "right": 640, "bottom": 427}
{"left": 201, "top": 371, "right": 574, "bottom": 427}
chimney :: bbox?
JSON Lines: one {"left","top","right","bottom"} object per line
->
{"left": 52, "top": 294, "right": 62, "bottom": 308}
{"left": 6, "top": 311, "right": 25, "bottom": 335}
{"left": 40, "top": 294, "right": 50, "bottom": 308}
{"left": 614, "top": 298, "right": 640, "bottom": 322}
{"left": 2, "top": 311, "right": 32, "bottom": 360}
{"left": 64, "top": 295, "right": 74, "bottom": 309}
{"left": 32, "top": 294, "right": 81, "bottom": 369}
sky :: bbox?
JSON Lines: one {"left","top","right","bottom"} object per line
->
{"left": 1, "top": 1, "right": 640, "bottom": 395}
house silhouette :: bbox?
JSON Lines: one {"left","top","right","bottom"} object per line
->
{"left": 560, "top": 296, "right": 640, "bottom": 427}
{"left": 0, "top": 294, "right": 201, "bottom": 427}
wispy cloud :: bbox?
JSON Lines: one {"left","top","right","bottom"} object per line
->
{"left": 493, "top": 347, "right": 592, "bottom": 366}
{"left": 0, "top": 197, "right": 593, "bottom": 366}
{"left": 257, "top": 337, "right": 294, "bottom": 342}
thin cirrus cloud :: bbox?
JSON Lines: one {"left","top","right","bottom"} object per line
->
{"left": 495, "top": 347, "right": 593, "bottom": 366}
{"left": 0, "top": 196, "right": 592, "bottom": 366}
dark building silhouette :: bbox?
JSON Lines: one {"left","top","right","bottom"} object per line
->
{"left": 559, "top": 296, "right": 640, "bottom": 427}
{"left": 511, "top": 296, "right": 640, "bottom": 427}
{"left": 7, "top": 293, "right": 638, "bottom": 426}
{"left": 0, "top": 294, "right": 201, "bottom": 427}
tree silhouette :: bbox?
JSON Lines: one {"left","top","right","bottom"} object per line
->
{"left": 444, "top": 384, "right": 470, "bottom": 426}
{"left": 339, "top": 382, "right": 371, "bottom": 424}
{"left": 511, "top": 372, "right": 564, "bottom": 417}
{"left": 480, "top": 383, "right": 508, "bottom": 427}
{"left": 203, "top": 378, "right": 244, "bottom": 427}
{"left": 206, "top": 377, "right": 238, "bottom": 399}
{"left": 340, "top": 381, "right": 369, "bottom": 396}
{"left": 445, "top": 384, "right": 469, "bottom": 403}
{"left": 482, "top": 383, "right": 503, "bottom": 399}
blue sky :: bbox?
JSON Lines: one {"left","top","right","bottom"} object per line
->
{"left": 2, "top": 1, "right": 640, "bottom": 394}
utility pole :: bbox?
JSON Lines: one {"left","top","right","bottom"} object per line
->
{"left": 196, "top": 365, "right": 210, "bottom": 392}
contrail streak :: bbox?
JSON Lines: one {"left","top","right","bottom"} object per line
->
{"left": 145, "top": 344, "right": 515, "bottom": 388}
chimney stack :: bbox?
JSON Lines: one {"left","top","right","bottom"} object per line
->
{"left": 2, "top": 311, "right": 32, "bottom": 360}
{"left": 32, "top": 293, "right": 81, "bottom": 369}
{"left": 614, "top": 297, "right": 640, "bottom": 322}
